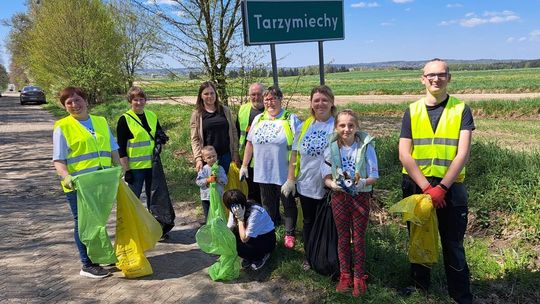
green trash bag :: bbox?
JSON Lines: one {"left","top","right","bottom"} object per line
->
{"left": 73, "top": 167, "right": 122, "bottom": 264}
{"left": 196, "top": 163, "right": 240, "bottom": 281}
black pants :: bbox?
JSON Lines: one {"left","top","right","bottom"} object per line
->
{"left": 259, "top": 183, "right": 297, "bottom": 236}
{"left": 246, "top": 166, "right": 261, "bottom": 202}
{"left": 201, "top": 200, "right": 210, "bottom": 222}
{"left": 299, "top": 194, "right": 324, "bottom": 254}
{"left": 402, "top": 174, "right": 472, "bottom": 304}
{"left": 235, "top": 229, "right": 276, "bottom": 261}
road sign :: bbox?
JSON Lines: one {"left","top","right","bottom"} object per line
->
{"left": 241, "top": 0, "right": 344, "bottom": 45}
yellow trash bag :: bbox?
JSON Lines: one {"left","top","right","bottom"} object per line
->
{"left": 389, "top": 194, "right": 439, "bottom": 265}
{"left": 115, "top": 181, "right": 162, "bottom": 278}
{"left": 224, "top": 162, "right": 248, "bottom": 197}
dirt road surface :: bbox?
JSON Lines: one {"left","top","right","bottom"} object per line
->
{"left": 0, "top": 92, "right": 294, "bottom": 303}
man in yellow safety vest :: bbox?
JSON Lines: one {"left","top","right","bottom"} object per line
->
{"left": 235, "top": 82, "right": 265, "bottom": 202}
{"left": 398, "top": 59, "right": 474, "bottom": 303}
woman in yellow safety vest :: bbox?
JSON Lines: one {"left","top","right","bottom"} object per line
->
{"left": 282, "top": 85, "right": 336, "bottom": 268}
{"left": 116, "top": 86, "right": 168, "bottom": 208}
{"left": 52, "top": 87, "right": 121, "bottom": 279}
{"left": 239, "top": 85, "right": 301, "bottom": 249}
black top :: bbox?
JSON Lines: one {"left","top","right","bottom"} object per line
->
{"left": 235, "top": 104, "right": 265, "bottom": 137}
{"left": 117, "top": 112, "right": 163, "bottom": 158}
{"left": 202, "top": 110, "right": 230, "bottom": 156}
{"left": 400, "top": 96, "right": 475, "bottom": 139}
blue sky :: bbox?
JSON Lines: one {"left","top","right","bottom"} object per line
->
{"left": 1, "top": 0, "right": 539, "bottom": 70}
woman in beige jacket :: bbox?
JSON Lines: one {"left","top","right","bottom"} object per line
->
{"left": 190, "top": 81, "right": 239, "bottom": 174}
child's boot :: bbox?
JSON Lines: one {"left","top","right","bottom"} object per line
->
{"left": 352, "top": 275, "right": 368, "bottom": 297}
{"left": 336, "top": 272, "right": 352, "bottom": 293}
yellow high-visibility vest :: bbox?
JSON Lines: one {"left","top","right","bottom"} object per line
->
{"left": 124, "top": 110, "right": 157, "bottom": 169}
{"left": 402, "top": 97, "right": 466, "bottom": 182}
{"left": 238, "top": 103, "right": 252, "bottom": 158}
{"left": 55, "top": 115, "right": 113, "bottom": 192}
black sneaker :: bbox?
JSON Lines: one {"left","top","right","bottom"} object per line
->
{"left": 241, "top": 259, "right": 252, "bottom": 269}
{"left": 251, "top": 253, "right": 270, "bottom": 271}
{"left": 80, "top": 265, "right": 111, "bottom": 279}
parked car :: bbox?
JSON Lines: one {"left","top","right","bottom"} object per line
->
{"left": 20, "top": 86, "right": 46, "bottom": 105}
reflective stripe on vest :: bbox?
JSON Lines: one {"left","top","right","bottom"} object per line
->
{"left": 402, "top": 97, "right": 466, "bottom": 182}
{"left": 238, "top": 103, "right": 252, "bottom": 158}
{"left": 54, "top": 115, "right": 113, "bottom": 192}
{"left": 124, "top": 110, "right": 157, "bottom": 169}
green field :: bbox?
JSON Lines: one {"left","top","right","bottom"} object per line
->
{"left": 44, "top": 95, "right": 540, "bottom": 303}
{"left": 139, "top": 67, "right": 540, "bottom": 97}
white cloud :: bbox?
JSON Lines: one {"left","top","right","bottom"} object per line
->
{"left": 174, "top": 10, "right": 185, "bottom": 17}
{"left": 440, "top": 10, "right": 520, "bottom": 28}
{"left": 364, "top": 40, "right": 375, "bottom": 44}
{"left": 529, "top": 29, "right": 540, "bottom": 41}
{"left": 392, "top": 0, "right": 413, "bottom": 3}
{"left": 446, "top": 3, "right": 463, "bottom": 8}
{"left": 506, "top": 29, "right": 540, "bottom": 43}
{"left": 380, "top": 22, "right": 394, "bottom": 26}
{"left": 351, "top": 2, "right": 379, "bottom": 8}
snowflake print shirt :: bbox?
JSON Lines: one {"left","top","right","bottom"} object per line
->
{"left": 247, "top": 110, "right": 301, "bottom": 185}
{"left": 293, "top": 117, "right": 334, "bottom": 199}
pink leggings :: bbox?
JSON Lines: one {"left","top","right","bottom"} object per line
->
{"left": 331, "top": 191, "right": 370, "bottom": 278}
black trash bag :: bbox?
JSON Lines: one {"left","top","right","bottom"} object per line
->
{"left": 149, "top": 145, "right": 175, "bottom": 235}
{"left": 305, "top": 197, "right": 340, "bottom": 279}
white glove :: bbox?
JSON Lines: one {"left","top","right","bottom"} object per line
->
{"left": 281, "top": 179, "right": 296, "bottom": 197}
{"left": 231, "top": 204, "right": 246, "bottom": 222}
{"left": 355, "top": 178, "right": 367, "bottom": 191}
{"left": 239, "top": 165, "right": 249, "bottom": 181}
{"left": 328, "top": 180, "right": 343, "bottom": 192}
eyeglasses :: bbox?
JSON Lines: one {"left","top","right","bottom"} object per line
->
{"left": 423, "top": 73, "right": 449, "bottom": 80}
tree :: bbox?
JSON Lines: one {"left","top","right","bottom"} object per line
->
{"left": 134, "top": 0, "right": 243, "bottom": 105}
{"left": 109, "top": 0, "right": 165, "bottom": 90}
{"left": 3, "top": 11, "right": 33, "bottom": 88}
{"left": 27, "top": 0, "right": 124, "bottom": 104}
{"left": 0, "top": 64, "right": 8, "bottom": 91}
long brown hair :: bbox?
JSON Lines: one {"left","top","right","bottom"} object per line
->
{"left": 196, "top": 81, "right": 222, "bottom": 113}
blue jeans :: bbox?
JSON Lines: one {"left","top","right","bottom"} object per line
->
{"left": 217, "top": 152, "right": 232, "bottom": 175}
{"left": 66, "top": 191, "right": 92, "bottom": 267}
{"left": 128, "top": 168, "right": 153, "bottom": 209}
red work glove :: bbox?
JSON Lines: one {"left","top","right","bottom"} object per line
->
{"left": 424, "top": 185, "right": 447, "bottom": 208}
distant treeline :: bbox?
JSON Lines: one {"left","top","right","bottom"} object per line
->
{"left": 222, "top": 65, "right": 349, "bottom": 79}
{"left": 184, "top": 59, "right": 540, "bottom": 80}
{"left": 397, "top": 59, "right": 540, "bottom": 71}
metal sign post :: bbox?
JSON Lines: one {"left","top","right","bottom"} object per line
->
{"left": 318, "top": 41, "right": 324, "bottom": 85}
{"left": 271, "top": 44, "right": 279, "bottom": 86}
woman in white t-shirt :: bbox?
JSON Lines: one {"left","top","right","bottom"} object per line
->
{"left": 224, "top": 189, "right": 276, "bottom": 271}
{"left": 239, "top": 86, "right": 301, "bottom": 249}
{"left": 281, "top": 85, "right": 336, "bottom": 268}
